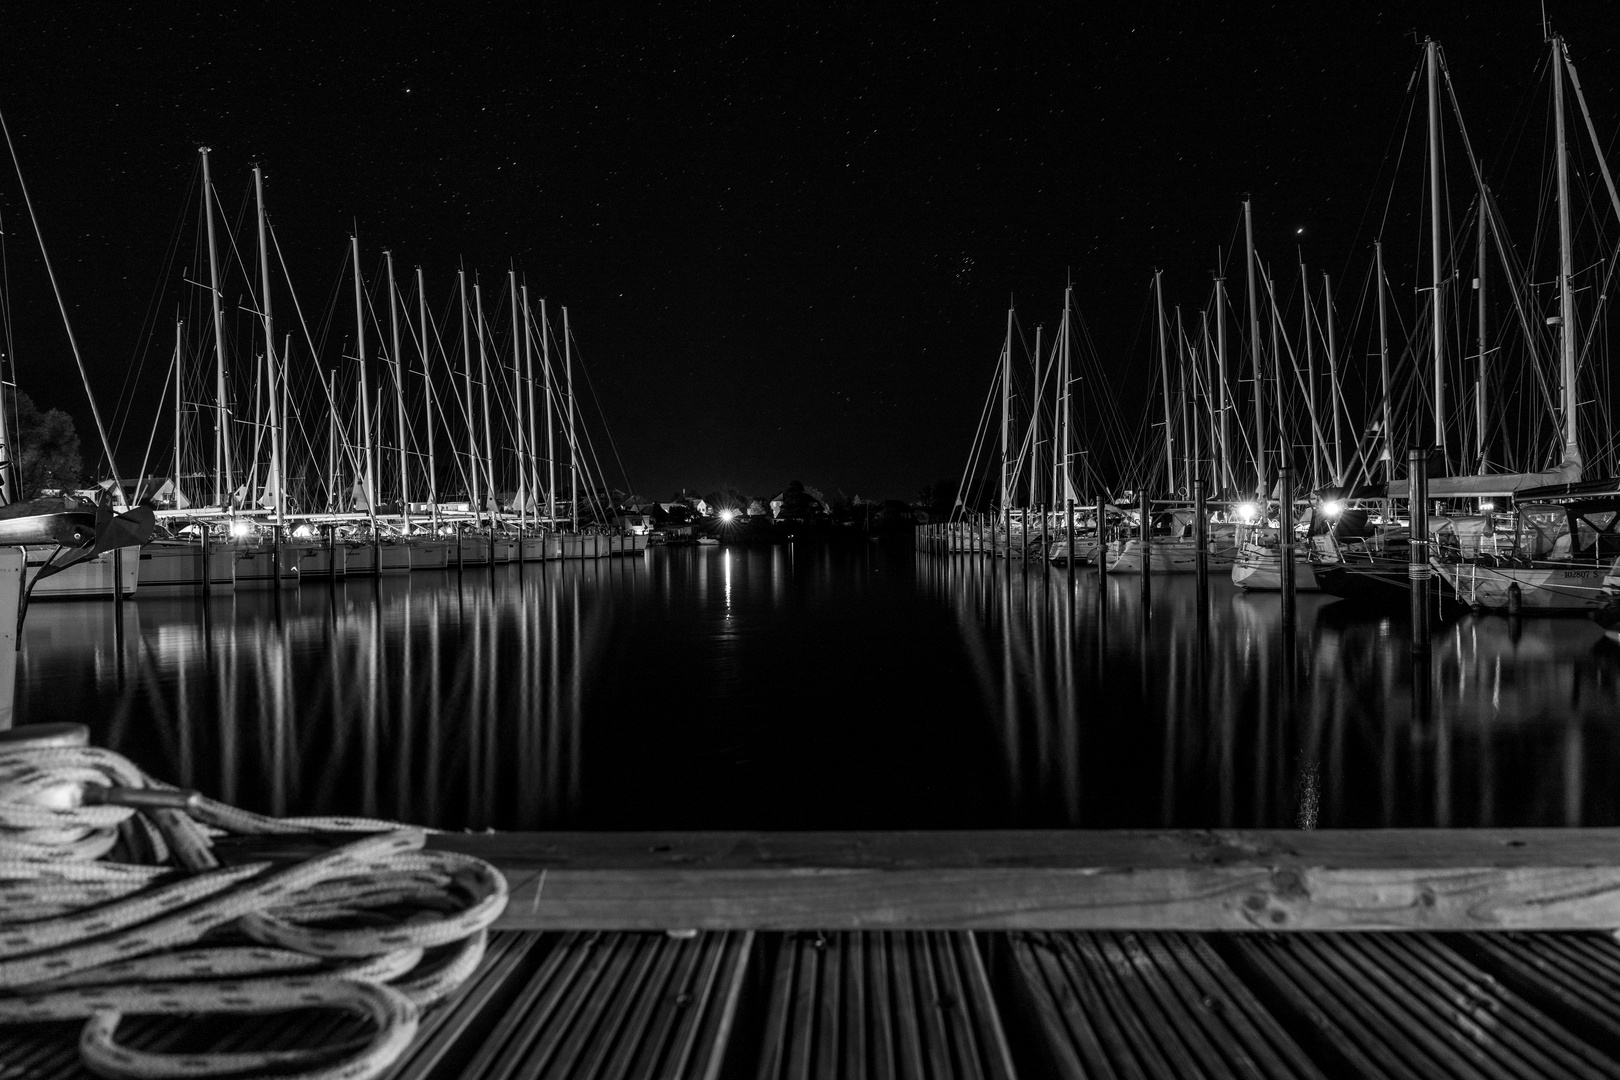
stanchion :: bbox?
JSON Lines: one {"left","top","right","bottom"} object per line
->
{"left": 1408, "top": 447, "right": 1431, "bottom": 649}
{"left": 1139, "top": 490, "right": 1152, "bottom": 612}
{"left": 1096, "top": 495, "right": 1109, "bottom": 581}
{"left": 1193, "top": 476, "right": 1208, "bottom": 609}
{"left": 1065, "top": 498, "right": 1075, "bottom": 585}
{"left": 1279, "top": 464, "right": 1296, "bottom": 632}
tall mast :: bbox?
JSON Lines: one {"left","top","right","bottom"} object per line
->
{"left": 1243, "top": 198, "right": 1266, "bottom": 497}
{"left": 1029, "top": 323, "right": 1043, "bottom": 508}
{"left": 1055, "top": 285, "right": 1072, "bottom": 505}
{"left": 1299, "top": 257, "right": 1322, "bottom": 490}
{"left": 386, "top": 251, "right": 409, "bottom": 532}
{"left": 252, "top": 165, "right": 283, "bottom": 529}
{"left": 1000, "top": 304, "right": 1012, "bottom": 517}
{"left": 350, "top": 236, "right": 377, "bottom": 526}
{"left": 1553, "top": 35, "right": 1579, "bottom": 457}
{"left": 508, "top": 270, "right": 526, "bottom": 529}
{"left": 1214, "top": 269, "right": 1234, "bottom": 498}
{"left": 1376, "top": 241, "right": 1394, "bottom": 481}
{"left": 1474, "top": 201, "right": 1488, "bottom": 473}
{"left": 459, "top": 270, "right": 479, "bottom": 523}
{"left": 474, "top": 279, "right": 496, "bottom": 527}
{"left": 417, "top": 267, "right": 438, "bottom": 530}
{"left": 1154, "top": 270, "right": 1176, "bottom": 493}
{"left": 173, "top": 319, "right": 183, "bottom": 507}
{"left": 1176, "top": 306, "right": 1192, "bottom": 490}
{"left": 1322, "top": 272, "right": 1344, "bottom": 484}
{"left": 541, "top": 298, "right": 556, "bottom": 524}
{"left": 1426, "top": 39, "right": 1447, "bottom": 458}
{"left": 200, "top": 148, "right": 233, "bottom": 509}
{"left": 563, "top": 305, "right": 577, "bottom": 532}
{"left": 326, "top": 370, "right": 337, "bottom": 514}
{"left": 522, "top": 285, "right": 541, "bottom": 532}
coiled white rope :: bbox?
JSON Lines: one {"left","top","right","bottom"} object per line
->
{"left": 0, "top": 724, "right": 509, "bottom": 1079}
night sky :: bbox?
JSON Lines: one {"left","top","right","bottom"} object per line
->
{"left": 3, "top": 3, "right": 1618, "bottom": 502}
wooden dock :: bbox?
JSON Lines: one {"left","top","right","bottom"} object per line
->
{"left": 13, "top": 829, "right": 1620, "bottom": 1078}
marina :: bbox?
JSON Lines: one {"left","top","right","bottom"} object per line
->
{"left": 8, "top": 8, "right": 1620, "bottom": 1079}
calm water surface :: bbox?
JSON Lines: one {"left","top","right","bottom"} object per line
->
{"left": 17, "top": 542, "right": 1620, "bottom": 830}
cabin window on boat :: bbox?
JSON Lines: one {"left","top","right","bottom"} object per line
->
{"left": 1515, "top": 505, "right": 1569, "bottom": 559}
{"left": 1575, "top": 509, "right": 1618, "bottom": 555}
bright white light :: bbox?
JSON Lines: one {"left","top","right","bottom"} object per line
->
{"left": 292, "top": 524, "right": 315, "bottom": 538}
{"left": 1480, "top": 500, "right": 1495, "bottom": 512}
{"left": 1321, "top": 500, "right": 1344, "bottom": 518}
{"left": 1236, "top": 502, "right": 1259, "bottom": 523}
{"left": 229, "top": 521, "right": 251, "bottom": 538}
{"left": 719, "top": 508, "right": 737, "bottom": 523}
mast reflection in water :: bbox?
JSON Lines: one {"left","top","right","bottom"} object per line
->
{"left": 17, "top": 545, "right": 1620, "bottom": 830}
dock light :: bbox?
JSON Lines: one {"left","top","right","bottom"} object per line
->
{"left": 1236, "top": 502, "right": 1259, "bottom": 523}
{"left": 1321, "top": 500, "right": 1344, "bottom": 518}
{"left": 230, "top": 520, "right": 251, "bottom": 538}
{"left": 1480, "top": 500, "right": 1495, "bottom": 512}
{"left": 719, "top": 508, "right": 737, "bottom": 524}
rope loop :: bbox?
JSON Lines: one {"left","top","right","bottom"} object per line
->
{"left": 0, "top": 737, "right": 509, "bottom": 1079}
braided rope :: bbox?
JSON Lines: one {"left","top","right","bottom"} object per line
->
{"left": 0, "top": 735, "right": 509, "bottom": 1079}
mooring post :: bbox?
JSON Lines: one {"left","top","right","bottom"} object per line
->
{"left": 456, "top": 521, "right": 465, "bottom": 576}
{"left": 1193, "top": 475, "right": 1209, "bottom": 605}
{"left": 1040, "top": 502, "right": 1049, "bottom": 573}
{"left": 1019, "top": 506, "right": 1028, "bottom": 563}
{"left": 1140, "top": 490, "right": 1152, "bottom": 611}
{"left": 1065, "top": 498, "right": 1075, "bottom": 584}
{"left": 1096, "top": 495, "right": 1109, "bottom": 581}
{"left": 1408, "top": 447, "right": 1431, "bottom": 648}
{"left": 201, "top": 525, "right": 212, "bottom": 598}
{"left": 1279, "top": 463, "right": 1296, "bottom": 631}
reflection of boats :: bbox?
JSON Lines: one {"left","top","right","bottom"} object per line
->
{"left": 697, "top": 536, "right": 720, "bottom": 546}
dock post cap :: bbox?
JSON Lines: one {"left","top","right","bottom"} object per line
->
{"left": 0, "top": 722, "right": 91, "bottom": 749}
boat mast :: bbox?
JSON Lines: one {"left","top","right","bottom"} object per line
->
{"left": 1474, "top": 200, "right": 1488, "bottom": 473}
{"left": 459, "top": 270, "right": 479, "bottom": 525}
{"left": 417, "top": 267, "right": 438, "bottom": 530}
{"left": 173, "top": 319, "right": 183, "bottom": 507}
{"left": 252, "top": 165, "right": 283, "bottom": 530}
{"left": 350, "top": 236, "right": 377, "bottom": 527}
{"left": 1029, "top": 323, "right": 1042, "bottom": 509}
{"left": 564, "top": 305, "right": 577, "bottom": 533}
{"left": 1214, "top": 268, "right": 1234, "bottom": 498}
{"left": 386, "top": 251, "right": 409, "bottom": 533}
{"left": 1553, "top": 35, "right": 1579, "bottom": 459}
{"left": 474, "top": 279, "right": 496, "bottom": 529}
{"left": 508, "top": 270, "right": 526, "bottom": 530}
{"left": 1154, "top": 270, "right": 1176, "bottom": 494}
{"left": 1376, "top": 241, "right": 1394, "bottom": 482}
{"left": 522, "top": 284, "right": 541, "bottom": 532}
{"left": 1000, "top": 304, "right": 1012, "bottom": 521}
{"left": 1426, "top": 39, "right": 1446, "bottom": 459}
{"left": 1176, "top": 307, "right": 1192, "bottom": 492}
{"left": 1243, "top": 198, "right": 1266, "bottom": 498}
{"left": 200, "top": 148, "right": 233, "bottom": 509}
{"left": 1322, "top": 271, "right": 1344, "bottom": 484}
{"left": 326, "top": 370, "right": 337, "bottom": 514}
{"left": 541, "top": 298, "right": 556, "bottom": 525}
{"left": 1299, "top": 257, "right": 1322, "bottom": 490}
{"left": 1055, "top": 285, "right": 1072, "bottom": 506}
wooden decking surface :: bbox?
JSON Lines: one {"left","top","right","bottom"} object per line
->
{"left": 12, "top": 929, "right": 1620, "bottom": 1078}
{"left": 16, "top": 830, "right": 1620, "bottom": 1077}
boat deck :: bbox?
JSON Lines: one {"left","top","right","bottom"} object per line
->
{"left": 14, "top": 829, "right": 1620, "bottom": 1078}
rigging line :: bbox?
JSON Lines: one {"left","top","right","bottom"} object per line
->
{"left": 560, "top": 329, "right": 635, "bottom": 498}
{"left": 110, "top": 160, "right": 200, "bottom": 461}
{"left": 0, "top": 107, "right": 121, "bottom": 484}
{"left": 131, "top": 346, "right": 176, "bottom": 505}
{"left": 269, "top": 227, "right": 366, "bottom": 485}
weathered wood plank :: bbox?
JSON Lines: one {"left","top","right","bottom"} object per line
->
{"left": 212, "top": 829, "right": 1620, "bottom": 931}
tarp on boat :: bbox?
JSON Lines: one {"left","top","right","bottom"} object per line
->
{"left": 1384, "top": 440, "right": 1581, "bottom": 498}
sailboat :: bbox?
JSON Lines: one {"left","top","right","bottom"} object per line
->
{"left": 1428, "top": 34, "right": 1612, "bottom": 613}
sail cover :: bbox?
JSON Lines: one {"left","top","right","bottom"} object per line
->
{"left": 1385, "top": 439, "right": 1582, "bottom": 498}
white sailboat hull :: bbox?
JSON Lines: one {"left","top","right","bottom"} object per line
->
{"left": 1437, "top": 559, "right": 1612, "bottom": 612}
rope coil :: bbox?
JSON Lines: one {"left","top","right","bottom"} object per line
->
{"left": 0, "top": 724, "right": 509, "bottom": 1079}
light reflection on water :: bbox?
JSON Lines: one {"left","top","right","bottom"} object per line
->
{"left": 16, "top": 544, "right": 1620, "bottom": 830}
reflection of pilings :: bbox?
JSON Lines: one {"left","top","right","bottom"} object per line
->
{"left": 1408, "top": 447, "right": 1431, "bottom": 649}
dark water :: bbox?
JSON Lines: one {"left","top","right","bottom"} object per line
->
{"left": 17, "top": 542, "right": 1620, "bottom": 830}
